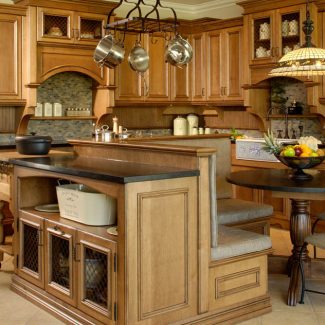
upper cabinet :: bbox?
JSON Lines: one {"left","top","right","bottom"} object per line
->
{"left": 115, "top": 32, "right": 190, "bottom": 105}
{"left": 37, "top": 7, "right": 106, "bottom": 46}
{"left": 191, "top": 19, "right": 244, "bottom": 105}
{"left": 247, "top": 5, "right": 306, "bottom": 65}
{"left": 240, "top": 0, "right": 318, "bottom": 84}
{"left": 0, "top": 5, "right": 25, "bottom": 103}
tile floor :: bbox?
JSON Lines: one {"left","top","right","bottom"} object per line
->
{"left": 0, "top": 228, "right": 325, "bottom": 324}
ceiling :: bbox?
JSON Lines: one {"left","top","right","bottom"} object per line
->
{"left": 108, "top": 0, "right": 242, "bottom": 19}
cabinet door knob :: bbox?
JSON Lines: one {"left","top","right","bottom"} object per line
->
{"left": 202, "top": 88, "right": 205, "bottom": 97}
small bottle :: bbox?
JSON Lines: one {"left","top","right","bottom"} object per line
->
{"left": 113, "top": 116, "right": 118, "bottom": 134}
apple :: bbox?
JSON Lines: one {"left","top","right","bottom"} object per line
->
{"left": 294, "top": 147, "right": 303, "bottom": 157}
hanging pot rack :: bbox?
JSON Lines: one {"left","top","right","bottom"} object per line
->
{"left": 105, "top": 0, "right": 179, "bottom": 35}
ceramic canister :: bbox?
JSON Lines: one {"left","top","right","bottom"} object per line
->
{"left": 187, "top": 114, "right": 199, "bottom": 135}
{"left": 173, "top": 116, "right": 188, "bottom": 135}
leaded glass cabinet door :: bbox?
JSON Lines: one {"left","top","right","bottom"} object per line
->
{"left": 17, "top": 213, "right": 44, "bottom": 288}
{"left": 77, "top": 231, "right": 117, "bottom": 324}
{"left": 45, "top": 220, "right": 77, "bottom": 306}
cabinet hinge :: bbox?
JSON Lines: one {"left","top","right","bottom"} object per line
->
{"left": 114, "top": 302, "right": 117, "bottom": 321}
{"left": 114, "top": 253, "right": 117, "bottom": 273}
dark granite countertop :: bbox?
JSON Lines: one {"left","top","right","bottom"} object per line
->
{"left": 9, "top": 156, "right": 199, "bottom": 184}
{"left": 0, "top": 142, "right": 72, "bottom": 150}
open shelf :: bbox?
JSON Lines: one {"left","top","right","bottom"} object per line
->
{"left": 30, "top": 116, "right": 97, "bottom": 120}
{"left": 268, "top": 114, "right": 319, "bottom": 118}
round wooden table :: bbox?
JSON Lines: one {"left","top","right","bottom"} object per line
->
{"left": 226, "top": 168, "right": 325, "bottom": 306}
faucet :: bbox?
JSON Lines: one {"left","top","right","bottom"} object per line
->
{"left": 283, "top": 105, "right": 289, "bottom": 139}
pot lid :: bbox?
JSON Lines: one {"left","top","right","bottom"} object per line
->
{"left": 15, "top": 135, "right": 53, "bottom": 143}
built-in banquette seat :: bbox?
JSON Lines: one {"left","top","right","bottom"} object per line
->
{"left": 156, "top": 137, "right": 273, "bottom": 235}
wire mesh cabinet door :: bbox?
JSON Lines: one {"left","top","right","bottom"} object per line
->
{"left": 17, "top": 213, "right": 45, "bottom": 288}
{"left": 44, "top": 220, "right": 77, "bottom": 306}
{"left": 77, "top": 231, "right": 117, "bottom": 324}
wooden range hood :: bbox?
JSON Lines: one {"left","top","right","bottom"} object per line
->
{"left": 14, "top": 0, "right": 116, "bottom": 134}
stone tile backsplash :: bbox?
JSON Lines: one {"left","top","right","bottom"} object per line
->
{"left": 27, "top": 120, "right": 93, "bottom": 142}
{"left": 37, "top": 72, "right": 93, "bottom": 112}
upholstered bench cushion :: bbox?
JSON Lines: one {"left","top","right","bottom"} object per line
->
{"left": 217, "top": 198, "right": 273, "bottom": 225}
{"left": 211, "top": 225, "right": 272, "bottom": 261}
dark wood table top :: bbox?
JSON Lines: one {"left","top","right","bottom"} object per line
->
{"left": 9, "top": 155, "right": 199, "bottom": 184}
{"left": 227, "top": 169, "right": 325, "bottom": 193}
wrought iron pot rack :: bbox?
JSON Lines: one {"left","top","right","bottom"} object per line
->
{"left": 105, "top": 0, "right": 179, "bottom": 36}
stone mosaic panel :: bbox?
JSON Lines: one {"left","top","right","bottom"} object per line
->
{"left": 37, "top": 72, "right": 93, "bottom": 113}
{"left": 27, "top": 120, "right": 93, "bottom": 143}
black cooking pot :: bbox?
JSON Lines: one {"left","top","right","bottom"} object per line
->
{"left": 15, "top": 134, "right": 52, "bottom": 155}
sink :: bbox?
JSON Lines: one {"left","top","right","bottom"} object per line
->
{"left": 235, "top": 138, "right": 282, "bottom": 162}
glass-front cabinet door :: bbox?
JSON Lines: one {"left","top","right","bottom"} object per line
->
{"left": 17, "top": 213, "right": 44, "bottom": 288}
{"left": 77, "top": 231, "right": 117, "bottom": 324}
{"left": 44, "top": 220, "right": 77, "bottom": 306}
{"left": 75, "top": 12, "right": 106, "bottom": 45}
{"left": 37, "top": 8, "right": 106, "bottom": 45}
{"left": 37, "top": 7, "right": 74, "bottom": 43}
{"left": 249, "top": 4, "right": 306, "bottom": 65}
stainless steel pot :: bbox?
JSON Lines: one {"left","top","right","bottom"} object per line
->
{"left": 165, "top": 34, "right": 193, "bottom": 68}
{"left": 128, "top": 42, "right": 149, "bottom": 73}
{"left": 93, "top": 34, "right": 125, "bottom": 69}
{"left": 15, "top": 134, "right": 52, "bottom": 155}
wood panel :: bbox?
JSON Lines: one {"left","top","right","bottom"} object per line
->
{"left": 115, "top": 33, "right": 142, "bottom": 102}
{"left": 191, "top": 33, "right": 206, "bottom": 102}
{"left": 0, "top": 13, "right": 22, "bottom": 100}
{"left": 224, "top": 27, "right": 243, "bottom": 100}
{"left": 146, "top": 34, "right": 170, "bottom": 101}
{"left": 206, "top": 30, "right": 222, "bottom": 101}
{"left": 209, "top": 254, "right": 268, "bottom": 310}
{"left": 125, "top": 177, "right": 198, "bottom": 324}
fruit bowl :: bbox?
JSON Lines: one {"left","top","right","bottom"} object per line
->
{"left": 275, "top": 154, "right": 325, "bottom": 180}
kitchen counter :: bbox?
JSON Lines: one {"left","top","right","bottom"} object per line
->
{"left": 0, "top": 148, "right": 74, "bottom": 163}
{"left": 9, "top": 155, "right": 199, "bottom": 183}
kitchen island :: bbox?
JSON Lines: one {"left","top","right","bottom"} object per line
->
{"left": 7, "top": 136, "right": 273, "bottom": 325}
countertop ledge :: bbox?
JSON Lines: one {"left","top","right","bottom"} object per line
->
{"left": 9, "top": 156, "right": 200, "bottom": 184}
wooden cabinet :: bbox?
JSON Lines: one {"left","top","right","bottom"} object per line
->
{"left": 206, "top": 26, "right": 244, "bottom": 103}
{"left": 44, "top": 220, "right": 77, "bottom": 306}
{"left": 191, "top": 23, "right": 244, "bottom": 104}
{"left": 16, "top": 201, "right": 117, "bottom": 324}
{"left": 191, "top": 33, "right": 206, "bottom": 103}
{"left": 0, "top": 7, "right": 25, "bottom": 103}
{"left": 77, "top": 231, "right": 117, "bottom": 324}
{"left": 16, "top": 212, "right": 45, "bottom": 288}
{"left": 37, "top": 8, "right": 106, "bottom": 46}
{"left": 247, "top": 5, "right": 306, "bottom": 65}
{"left": 116, "top": 33, "right": 170, "bottom": 103}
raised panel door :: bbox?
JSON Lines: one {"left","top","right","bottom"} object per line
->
{"left": 145, "top": 34, "right": 170, "bottom": 102}
{"left": 170, "top": 64, "right": 191, "bottom": 102}
{"left": 206, "top": 30, "right": 223, "bottom": 101}
{"left": 115, "top": 33, "right": 143, "bottom": 102}
{"left": 77, "top": 231, "right": 117, "bottom": 324}
{"left": 17, "top": 212, "right": 44, "bottom": 289}
{"left": 191, "top": 33, "right": 206, "bottom": 102}
{"left": 44, "top": 220, "right": 77, "bottom": 306}
{"left": 223, "top": 26, "right": 244, "bottom": 101}
{"left": 0, "top": 13, "right": 22, "bottom": 100}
